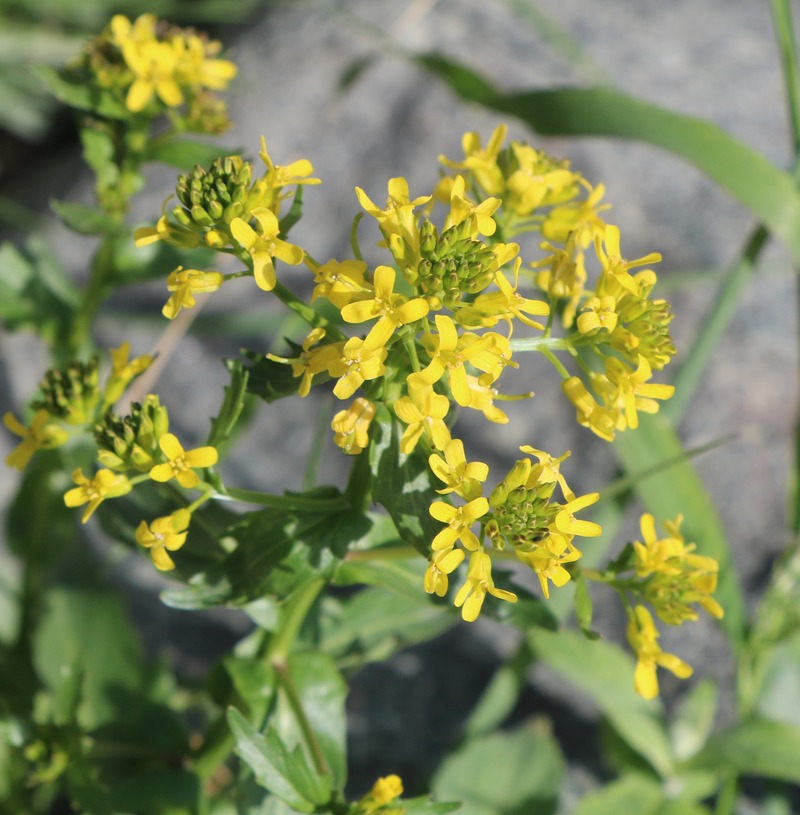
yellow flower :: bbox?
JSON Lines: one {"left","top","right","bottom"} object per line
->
{"left": 577, "top": 295, "right": 618, "bottom": 335}
{"left": 173, "top": 32, "right": 237, "bottom": 93}
{"left": 64, "top": 468, "right": 132, "bottom": 523}
{"left": 121, "top": 36, "right": 183, "bottom": 112}
{"left": 331, "top": 398, "right": 375, "bottom": 455}
{"left": 358, "top": 774, "right": 404, "bottom": 812}
{"left": 515, "top": 537, "right": 581, "bottom": 599}
{"left": 149, "top": 433, "right": 218, "bottom": 488}
{"left": 627, "top": 605, "right": 693, "bottom": 699}
{"left": 393, "top": 384, "right": 451, "bottom": 454}
{"left": 258, "top": 136, "right": 321, "bottom": 193}
{"left": 439, "top": 124, "right": 508, "bottom": 195}
{"left": 408, "top": 314, "right": 500, "bottom": 407}
{"left": 423, "top": 547, "right": 465, "bottom": 597}
{"left": 454, "top": 549, "right": 518, "bottom": 622}
{"left": 328, "top": 338, "right": 388, "bottom": 400}
{"left": 230, "top": 207, "right": 304, "bottom": 291}
{"left": 162, "top": 267, "right": 224, "bottom": 319}
{"left": 428, "top": 438, "right": 488, "bottom": 501}
{"left": 287, "top": 328, "right": 338, "bottom": 397}
{"left": 442, "top": 175, "right": 500, "bottom": 237}
{"left": 340, "top": 265, "right": 429, "bottom": 350}
{"left": 102, "top": 342, "right": 154, "bottom": 407}
{"left": 457, "top": 258, "right": 550, "bottom": 331}
{"left": 503, "top": 143, "right": 579, "bottom": 217}
{"left": 355, "top": 177, "right": 430, "bottom": 259}
{"left": 309, "top": 258, "right": 370, "bottom": 309}
{"left": 3, "top": 410, "right": 68, "bottom": 471}
{"left": 464, "top": 375, "right": 510, "bottom": 424}
{"left": 562, "top": 376, "right": 618, "bottom": 442}
{"left": 135, "top": 508, "right": 191, "bottom": 571}
{"left": 430, "top": 496, "right": 489, "bottom": 551}
{"left": 597, "top": 355, "right": 675, "bottom": 431}
{"left": 541, "top": 181, "right": 609, "bottom": 245}
{"left": 134, "top": 213, "right": 200, "bottom": 249}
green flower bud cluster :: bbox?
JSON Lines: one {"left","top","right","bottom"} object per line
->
{"left": 94, "top": 395, "right": 169, "bottom": 471}
{"left": 32, "top": 359, "right": 100, "bottom": 425}
{"left": 485, "top": 471, "right": 559, "bottom": 551}
{"left": 412, "top": 220, "right": 497, "bottom": 309}
{"left": 173, "top": 156, "right": 256, "bottom": 231}
{"left": 612, "top": 298, "right": 676, "bottom": 371}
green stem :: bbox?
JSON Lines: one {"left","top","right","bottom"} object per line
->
{"left": 267, "top": 577, "right": 325, "bottom": 663}
{"left": 273, "top": 661, "right": 330, "bottom": 778}
{"left": 271, "top": 280, "right": 347, "bottom": 341}
{"left": 67, "top": 233, "right": 119, "bottom": 357}
{"left": 509, "top": 336, "right": 573, "bottom": 353}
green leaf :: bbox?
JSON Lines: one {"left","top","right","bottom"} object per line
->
{"left": 319, "top": 587, "right": 453, "bottom": 665}
{"left": 147, "top": 139, "right": 239, "bottom": 171}
{"left": 80, "top": 124, "right": 118, "bottom": 193}
{"left": 207, "top": 359, "right": 250, "bottom": 450}
{"left": 689, "top": 719, "right": 800, "bottom": 783}
{"left": 32, "top": 587, "right": 142, "bottom": 729}
{"left": 276, "top": 653, "right": 347, "bottom": 788}
{"left": 611, "top": 413, "right": 746, "bottom": 648}
{"left": 36, "top": 65, "right": 128, "bottom": 119}
{"left": 0, "top": 241, "right": 77, "bottom": 342}
{"left": 334, "top": 546, "right": 429, "bottom": 601}
{"left": 50, "top": 200, "right": 117, "bottom": 235}
{"left": 669, "top": 680, "right": 718, "bottom": 761}
{"left": 528, "top": 628, "right": 674, "bottom": 777}
{"left": 162, "top": 500, "right": 370, "bottom": 609}
{"left": 369, "top": 405, "right": 441, "bottom": 556}
{"left": 398, "top": 798, "right": 462, "bottom": 814}
{"left": 573, "top": 569, "right": 596, "bottom": 636}
{"left": 432, "top": 722, "right": 562, "bottom": 815}
{"left": 573, "top": 774, "right": 664, "bottom": 815}
{"left": 754, "top": 634, "right": 800, "bottom": 727}
{"left": 245, "top": 349, "right": 307, "bottom": 403}
{"left": 413, "top": 55, "right": 800, "bottom": 264}
{"left": 227, "top": 708, "right": 330, "bottom": 812}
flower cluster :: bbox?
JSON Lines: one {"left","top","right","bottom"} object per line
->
{"left": 74, "top": 13, "right": 237, "bottom": 128}
{"left": 604, "top": 513, "right": 724, "bottom": 698}
{"left": 131, "top": 125, "right": 681, "bottom": 618}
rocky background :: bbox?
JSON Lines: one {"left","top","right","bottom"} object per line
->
{"left": 0, "top": 0, "right": 796, "bottom": 809}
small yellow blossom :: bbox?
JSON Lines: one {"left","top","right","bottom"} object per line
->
{"left": 627, "top": 605, "right": 693, "bottom": 699}
{"left": 309, "top": 258, "right": 370, "bottom": 309}
{"left": 149, "top": 433, "right": 218, "bottom": 488}
{"left": 428, "top": 438, "right": 488, "bottom": 501}
{"left": 121, "top": 36, "right": 183, "bottom": 113}
{"left": 541, "top": 181, "right": 610, "bottom": 245}
{"left": 258, "top": 136, "right": 321, "bottom": 198}
{"left": 423, "top": 547, "right": 465, "bottom": 597}
{"left": 134, "top": 213, "right": 200, "bottom": 249}
{"left": 408, "top": 314, "right": 502, "bottom": 407}
{"left": 230, "top": 207, "right": 304, "bottom": 292}
{"left": 464, "top": 375, "right": 510, "bottom": 424}
{"left": 430, "top": 496, "right": 489, "bottom": 551}
{"left": 516, "top": 537, "right": 582, "bottom": 599}
{"left": 340, "top": 265, "right": 429, "bottom": 350}
{"left": 328, "top": 338, "right": 388, "bottom": 400}
{"left": 454, "top": 548, "right": 518, "bottom": 622}
{"left": 331, "top": 398, "right": 375, "bottom": 455}
{"left": 577, "top": 295, "right": 618, "bottom": 335}
{"left": 286, "top": 328, "right": 337, "bottom": 397}
{"left": 162, "top": 267, "right": 224, "bottom": 319}
{"left": 135, "top": 509, "right": 191, "bottom": 571}
{"left": 64, "top": 468, "right": 132, "bottom": 523}
{"left": 393, "top": 384, "right": 451, "bottom": 454}
{"left": 442, "top": 175, "right": 500, "bottom": 237}
{"left": 439, "top": 124, "right": 508, "bottom": 195}
{"left": 3, "top": 410, "right": 68, "bottom": 471}
{"left": 355, "top": 177, "right": 430, "bottom": 259}
{"left": 358, "top": 774, "right": 404, "bottom": 812}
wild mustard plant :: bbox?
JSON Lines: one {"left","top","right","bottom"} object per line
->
{"left": 1, "top": 12, "right": 735, "bottom": 814}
